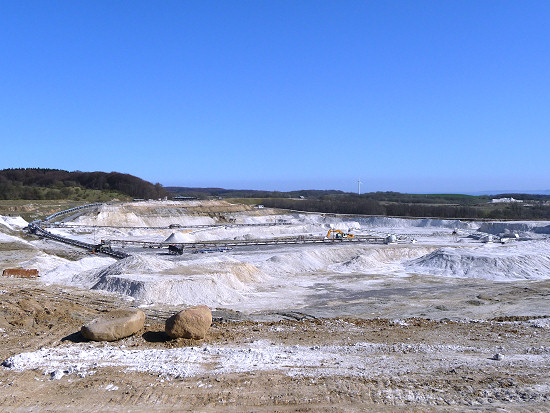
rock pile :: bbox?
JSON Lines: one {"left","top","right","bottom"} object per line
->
{"left": 80, "top": 305, "right": 213, "bottom": 342}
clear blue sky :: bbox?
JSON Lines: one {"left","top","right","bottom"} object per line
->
{"left": 1, "top": 1, "right": 549, "bottom": 193}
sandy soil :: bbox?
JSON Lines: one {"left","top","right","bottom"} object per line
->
{"left": 1, "top": 276, "right": 549, "bottom": 412}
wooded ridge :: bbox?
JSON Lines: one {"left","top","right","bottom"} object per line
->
{"left": 0, "top": 168, "right": 166, "bottom": 200}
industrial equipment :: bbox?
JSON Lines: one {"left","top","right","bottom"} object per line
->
{"left": 325, "top": 229, "right": 354, "bottom": 239}
{"left": 168, "top": 245, "right": 184, "bottom": 255}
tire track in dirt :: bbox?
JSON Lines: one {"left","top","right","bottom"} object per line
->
{"left": 2, "top": 276, "right": 550, "bottom": 411}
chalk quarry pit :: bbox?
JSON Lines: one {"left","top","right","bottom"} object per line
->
{"left": 1, "top": 200, "right": 549, "bottom": 411}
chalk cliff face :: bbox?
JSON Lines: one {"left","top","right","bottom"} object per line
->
{"left": 68, "top": 200, "right": 259, "bottom": 227}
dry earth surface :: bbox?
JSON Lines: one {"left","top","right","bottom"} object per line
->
{"left": 1, "top": 276, "right": 549, "bottom": 412}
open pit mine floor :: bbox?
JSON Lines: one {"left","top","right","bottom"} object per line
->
{"left": 1, "top": 276, "right": 549, "bottom": 412}
{"left": 1, "top": 201, "right": 550, "bottom": 411}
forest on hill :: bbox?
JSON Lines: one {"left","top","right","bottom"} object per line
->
{"left": 167, "top": 186, "right": 550, "bottom": 220}
{"left": 165, "top": 186, "right": 345, "bottom": 199}
{"left": 0, "top": 168, "right": 166, "bottom": 201}
{"left": 259, "top": 194, "right": 550, "bottom": 220}
{"left": 2, "top": 170, "right": 550, "bottom": 220}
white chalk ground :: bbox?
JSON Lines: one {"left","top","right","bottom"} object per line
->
{"left": 3, "top": 203, "right": 550, "bottom": 314}
{"left": 5, "top": 338, "right": 549, "bottom": 381}
{"left": 0, "top": 215, "right": 28, "bottom": 232}
{"left": 2, "top": 202, "right": 550, "bottom": 380}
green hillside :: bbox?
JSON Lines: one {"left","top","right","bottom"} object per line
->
{"left": 0, "top": 168, "right": 166, "bottom": 201}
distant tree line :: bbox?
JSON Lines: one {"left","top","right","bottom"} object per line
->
{"left": 362, "top": 192, "right": 488, "bottom": 205}
{"left": 165, "top": 186, "right": 550, "bottom": 219}
{"left": 259, "top": 197, "right": 481, "bottom": 219}
{"left": 165, "top": 186, "right": 345, "bottom": 200}
{"left": 260, "top": 196, "right": 550, "bottom": 220}
{"left": 0, "top": 168, "right": 167, "bottom": 200}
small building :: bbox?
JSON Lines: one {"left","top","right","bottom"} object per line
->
{"left": 2, "top": 268, "right": 39, "bottom": 278}
{"left": 491, "top": 197, "right": 523, "bottom": 204}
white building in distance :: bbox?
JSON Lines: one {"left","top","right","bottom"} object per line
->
{"left": 491, "top": 197, "right": 523, "bottom": 203}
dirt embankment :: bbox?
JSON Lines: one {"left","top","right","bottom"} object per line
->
{"left": 123, "top": 200, "right": 253, "bottom": 215}
{"left": 0, "top": 200, "right": 85, "bottom": 222}
{"left": 1, "top": 276, "right": 549, "bottom": 412}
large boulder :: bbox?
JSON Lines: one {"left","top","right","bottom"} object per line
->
{"left": 81, "top": 309, "right": 145, "bottom": 341}
{"left": 165, "top": 305, "right": 212, "bottom": 339}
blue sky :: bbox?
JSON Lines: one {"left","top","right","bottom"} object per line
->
{"left": 1, "top": 1, "right": 549, "bottom": 193}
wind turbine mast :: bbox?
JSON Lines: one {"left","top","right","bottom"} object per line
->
{"left": 358, "top": 179, "right": 362, "bottom": 195}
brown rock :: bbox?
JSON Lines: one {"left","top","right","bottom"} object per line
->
{"left": 81, "top": 309, "right": 145, "bottom": 341}
{"left": 165, "top": 305, "right": 212, "bottom": 339}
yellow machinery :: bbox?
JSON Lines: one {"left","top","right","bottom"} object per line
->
{"left": 326, "top": 229, "right": 354, "bottom": 239}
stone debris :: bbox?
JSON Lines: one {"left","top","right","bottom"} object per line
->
{"left": 81, "top": 308, "right": 145, "bottom": 341}
{"left": 49, "top": 369, "right": 64, "bottom": 380}
{"left": 165, "top": 305, "right": 212, "bottom": 339}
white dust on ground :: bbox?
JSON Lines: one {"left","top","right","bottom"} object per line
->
{"left": 3, "top": 204, "right": 550, "bottom": 402}
{"left": 0, "top": 231, "right": 36, "bottom": 248}
{"left": 52, "top": 243, "right": 436, "bottom": 309}
{"left": 87, "top": 255, "right": 265, "bottom": 307}
{"left": 0, "top": 215, "right": 32, "bottom": 247}
{"left": 407, "top": 240, "right": 550, "bottom": 281}
{"left": 478, "top": 221, "right": 550, "bottom": 237}
{"left": 5, "top": 335, "right": 549, "bottom": 381}
{"left": 2, "top": 204, "right": 550, "bottom": 311}
{"left": 0, "top": 215, "right": 28, "bottom": 232}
